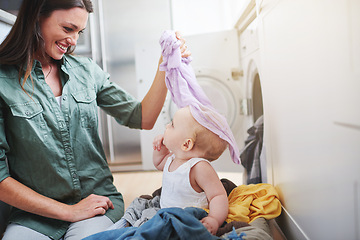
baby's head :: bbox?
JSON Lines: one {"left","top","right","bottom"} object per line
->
{"left": 163, "top": 106, "right": 228, "bottom": 161}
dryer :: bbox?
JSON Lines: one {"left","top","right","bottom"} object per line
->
{"left": 136, "top": 29, "right": 246, "bottom": 172}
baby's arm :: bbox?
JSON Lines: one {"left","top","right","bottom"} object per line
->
{"left": 192, "top": 162, "right": 228, "bottom": 235}
{"left": 153, "top": 134, "right": 171, "bottom": 171}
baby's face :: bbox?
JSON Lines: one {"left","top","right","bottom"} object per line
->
{"left": 163, "top": 107, "right": 194, "bottom": 152}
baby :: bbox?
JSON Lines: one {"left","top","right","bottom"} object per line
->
{"left": 153, "top": 106, "right": 229, "bottom": 235}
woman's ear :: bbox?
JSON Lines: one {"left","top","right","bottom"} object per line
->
{"left": 181, "top": 138, "right": 194, "bottom": 151}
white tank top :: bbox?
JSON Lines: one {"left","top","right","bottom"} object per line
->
{"left": 55, "top": 95, "right": 62, "bottom": 107}
{"left": 160, "top": 154, "right": 209, "bottom": 209}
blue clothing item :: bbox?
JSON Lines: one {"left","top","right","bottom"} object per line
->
{"left": 83, "top": 207, "right": 221, "bottom": 240}
{"left": 226, "top": 227, "right": 247, "bottom": 240}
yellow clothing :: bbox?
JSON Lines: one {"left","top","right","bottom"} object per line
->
{"left": 226, "top": 183, "right": 281, "bottom": 223}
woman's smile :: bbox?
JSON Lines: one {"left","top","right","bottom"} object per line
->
{"left": 56, "top": 41, "right": 69, "bottom": 53}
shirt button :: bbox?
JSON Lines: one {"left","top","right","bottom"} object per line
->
{"left": 25, "top": 111, "right": 30, "bottom": 116}
{"left": 72, "top": 173, "right": 77, "bottom": 179}
{"left": 65, "top": 148, "right": 71, "bottom": 153}
{"left": 62, "top": 95, "right": 67, "bottom": 101}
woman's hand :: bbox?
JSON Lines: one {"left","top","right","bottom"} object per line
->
{"left": 200, "top": 216, "right": 219, "bottom": 235}
{"left": 175, "top": 31, "right": 191, "bottom": 58}
{"left": 141, "top": 30, "right": 191, "bottom": 130}
{"left": 0, "top": 177, "right": 115, "bottom": 223}
{"left": 64, "top": 194, "right": 114, "bottom": 222}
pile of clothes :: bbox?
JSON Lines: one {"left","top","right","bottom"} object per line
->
{"left": 84, "top": 179, "right": 281, "bottom": 240}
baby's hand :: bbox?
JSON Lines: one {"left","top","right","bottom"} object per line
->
{"left": 153, "top": 134, "right": 165, "bottom": 151}
{"left": 200, "top": 216, "right": 219, "bottom": 235}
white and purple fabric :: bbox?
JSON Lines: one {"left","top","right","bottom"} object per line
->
{"left": 159, "top": 30, "right": 240, "bottom": 164}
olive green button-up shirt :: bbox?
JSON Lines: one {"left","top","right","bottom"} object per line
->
{"left": 0, "top": 55, "right": 142, "bottom": 239}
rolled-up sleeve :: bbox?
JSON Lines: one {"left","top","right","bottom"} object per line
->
{"left": 0, "top": 98, "right": 10, "bottom": 183}
{"left": 92, "top": 61, "right": 142, "bottom": 129}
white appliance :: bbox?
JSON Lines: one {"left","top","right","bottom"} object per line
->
{"left": 135, "top": 29, "right": 248, "bottom": 173}
{"left": 0, "top": 9, "right": 15, "bottom": 42}
{"left": 238, "top": 0, "right": 360, "bottom": 239}
{"left": 137, "top": 0, "right": 360, "bottom": 238}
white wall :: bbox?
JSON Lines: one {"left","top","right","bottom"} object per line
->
{"left": 171, "top": 0, "right": 247, "bottom": 35}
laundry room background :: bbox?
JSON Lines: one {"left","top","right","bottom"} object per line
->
{"left": 92, "top": 0, "right": 245, "bottom": 172}
{"left": 0, "top": 0, "right": 247, "bottom": 172}
{"left": 1, "top": 0, "right": 359, "bottom": 239}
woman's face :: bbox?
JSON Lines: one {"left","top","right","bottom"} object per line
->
{"left": 39, "top": 7, "right": 89, "bottom": 61}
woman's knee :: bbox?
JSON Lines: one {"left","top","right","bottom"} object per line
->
{"left": 2, "top": 223, "right": 50, "bottom": 240}
{"left": 64, "top": 215, "right": 113, "bottom": 240}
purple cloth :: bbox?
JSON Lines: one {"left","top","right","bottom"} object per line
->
{"left": 159, "top": 30, "right": 240, "bottom": 164}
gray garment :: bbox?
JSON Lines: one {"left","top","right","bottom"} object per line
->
{"left": 2, "top": 215, "right": 113, "bottom": 240}
{"left": 121, "top": 196, "right": 161, "bottom": 227}
{"left": 2, "top": 224, "right": 50, "bottom": 240}
{"left": 221, "top": 217, "right": 273, "bottom": 240}
{"left": 240, "top": 115, "right": 264, "bottom": 184}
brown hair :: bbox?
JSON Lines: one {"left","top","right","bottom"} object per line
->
{"left": 0, "top": 0, "right": 93, "bottom": 93}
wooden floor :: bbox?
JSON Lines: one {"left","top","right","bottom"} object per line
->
{"left": 113, "top": 170, "right": 243, "bottom": 209}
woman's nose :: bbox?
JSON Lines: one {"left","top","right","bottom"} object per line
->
{"left": 66, "top": 35, "right": 78, "bottom": 46}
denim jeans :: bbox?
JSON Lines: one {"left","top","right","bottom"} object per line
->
{"left": 83, "top": 207, "right": 220, "bottom": 240}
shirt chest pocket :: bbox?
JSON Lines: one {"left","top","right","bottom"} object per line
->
{"left": 9, "top": 101, "right": 44, "bottom": 120}
{"left": 8, "top": 101, "right": 48, "bottom": 142}
{"left": 71, "top": 89, "right": 97, "bottom": 129}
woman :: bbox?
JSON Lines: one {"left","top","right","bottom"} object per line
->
{"left": 0, "top": 0, "right": 189, "bottom": 239}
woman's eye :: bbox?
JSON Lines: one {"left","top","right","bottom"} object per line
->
{"left": 64, "top": 27, "right": 72, "bottom": 32}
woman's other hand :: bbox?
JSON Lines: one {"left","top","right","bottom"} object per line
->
{"left": 64, "top": 194, "right": 114, "bottom": 222}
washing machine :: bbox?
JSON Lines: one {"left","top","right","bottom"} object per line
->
{"left": 240, "top": 18, "right": 263, "bottom": 123}
{"left": 135, "top": 29, "right": 246, "bottom": 172}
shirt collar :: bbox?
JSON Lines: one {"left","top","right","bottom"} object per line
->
{"left": 26, "top": 55, "right": 70, "bottom": 71}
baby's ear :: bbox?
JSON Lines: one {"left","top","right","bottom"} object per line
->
{"left": 181, "top": 138, "right": 194, "bottom": 151}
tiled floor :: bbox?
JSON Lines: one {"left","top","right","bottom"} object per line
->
{"left": 113, "top": 170, "right": 243, "bottom": 209}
